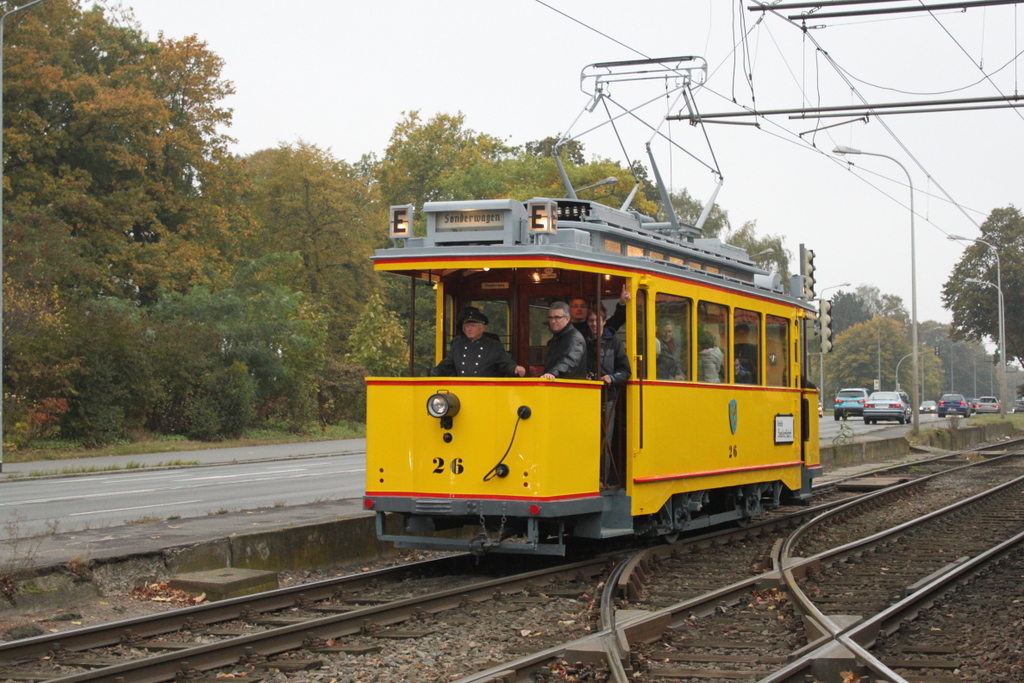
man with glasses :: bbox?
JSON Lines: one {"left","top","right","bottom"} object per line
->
{"left": 541, "top": 302, "right": 586, "bottom": 380}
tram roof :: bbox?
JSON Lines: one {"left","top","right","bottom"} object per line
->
{"left": 375, "top": 197, "right": 810, "bottom": 309}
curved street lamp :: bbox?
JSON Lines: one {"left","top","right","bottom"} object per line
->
{"left": 950, "top": 235, "right": 1007, "bottom": 418}
{"left": 834, "top": 145, "right": 919, "bottom": 434}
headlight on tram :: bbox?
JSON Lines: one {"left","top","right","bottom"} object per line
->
{"left": 426, "top": 392, "right": 461, "bottom": 419}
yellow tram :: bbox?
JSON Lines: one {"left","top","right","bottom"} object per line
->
{"left": 363, "top": 197, "right": 822, "bottom": 555}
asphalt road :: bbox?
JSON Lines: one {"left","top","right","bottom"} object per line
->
{"left": 818, "top": 411, "right": 946, "bottom": 441}
{"left": 0, "top": 418, "right": 946, "bottom": 540}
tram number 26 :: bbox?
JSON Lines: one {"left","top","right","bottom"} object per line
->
{"left": 432, "top": 457, "right": 464, "bottom": 474}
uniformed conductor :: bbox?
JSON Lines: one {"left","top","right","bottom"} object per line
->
{"left": 429, "top": 307, "right": 526, "bottom": 378}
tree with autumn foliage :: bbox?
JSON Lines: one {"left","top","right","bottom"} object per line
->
{"left": 346, "top": 292, "right": 408, "bottom": 377}
{"left": 2, "top": 0, "right": 247, "bottom": 303}
{"left": 243, "top": 142, "right": 379, "bottom": 351}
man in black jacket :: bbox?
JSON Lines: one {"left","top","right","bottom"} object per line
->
{"left": 586, "top": 308, "right": 631, "bottom": 385}
{"left": 430, "top": 307, "right": 525, "bottom": 378}
{"left": 541, "top": 302, "right": 586, "bottom": 380}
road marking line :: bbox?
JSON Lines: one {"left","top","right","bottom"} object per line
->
{"left": 69, "top": 500, "right": 204, "bottom": 516}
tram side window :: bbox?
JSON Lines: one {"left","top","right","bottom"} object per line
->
{"left": 733, "top": 308, "right": 760, "bottom": 385}
{"left": 655, "top": 294, "right": 690, "bottom": 381}
{"left": 697, "top": 301, "right": 727, "bottom": 383}
{"left": 765, "top": 315, "right": 789, "bottom": 387}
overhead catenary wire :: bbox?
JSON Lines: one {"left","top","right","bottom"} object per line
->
{"left": 541, "top": 0, "right": 999, "bottom": 237}
{"left": 920, "top": 0, "right": 1024, "bottom": 123}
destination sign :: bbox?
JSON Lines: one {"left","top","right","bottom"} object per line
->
{"left": 436, "top": 210, "right": 505, "bottom": 232}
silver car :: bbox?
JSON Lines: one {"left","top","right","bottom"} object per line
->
{"left": 975, "top": 396, "right": 1000, "bottom": 414}
{"left": 863, "top": 391, "right": 912, "bottom": 425}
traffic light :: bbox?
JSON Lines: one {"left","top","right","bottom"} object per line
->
{"left": 819, "top": 300, "right": 834, "bottom": 354}
{"left": 799, "top": 244, "right": 816, "bottom": 300}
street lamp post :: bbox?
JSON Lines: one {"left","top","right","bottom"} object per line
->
{"left": 895, "top": 353, "right": 912, "bottom": 392}
{"left": 966, "top": 276, "right": 1006, "bottom": 411}
{"left": 1, "top": 0, "right": 47, "bottom": 473}
{"left": 817, "top": 282, "right": 850, "bottom": 396}
{"left": 834, "top": 145, "right": 919, "bottom": 434}
{"left": 950, "top": 235, "right": 1007, "bottom": 418}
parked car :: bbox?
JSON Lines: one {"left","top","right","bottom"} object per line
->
{"left": 834, "top": 387, "right": 869, "bottom": 420}
{"left": 919, "top": 400, "right": 937, "bottom": 414}
{"left": 975, "top": 396, "right": 1000, "bottom": 414}
{"left": 863, "top": 391, "right": 912, "bottom": 424}
{"left": 937, "top": 393, "right": 971, "bottom": 418}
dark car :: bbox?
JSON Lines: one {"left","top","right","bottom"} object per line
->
{"left": 863, "top": 391, "right": 912, "bottom": 424}
{"left": 833, "top": 388, "right": 869, "bottom": 420}
{"left": 937, "top": 393, "right": 970, "bottom": 418}
{"left": 1014, "top": 398, "right": 1024, "bottom": 414}
{"left": 975, "top": 396, "right": 1000, "bottom": 414}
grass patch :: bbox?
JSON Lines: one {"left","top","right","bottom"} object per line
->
{"left": 4, "top": 421, "right": 365, "bottom": 464}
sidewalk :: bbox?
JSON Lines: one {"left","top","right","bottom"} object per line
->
{"left": 0, "top": 438, "right": 366, "bottom": 479}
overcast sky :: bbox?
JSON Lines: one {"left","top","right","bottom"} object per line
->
{"left": 120, "top": 0, "right": 1023, "bottom": 326}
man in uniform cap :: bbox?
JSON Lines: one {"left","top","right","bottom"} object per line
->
{"left": 429, "top": 307, "right": 526, "bottom": 378}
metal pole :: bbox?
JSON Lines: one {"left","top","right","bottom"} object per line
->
{"left": 835, "top": 147, "right": 918, "bottom": 434}
{"left": 819, "top": 352, "right": 824, "bottom": 404}
{"left": 895, "top": 353, "right": 912, "bottom": 391}
{"left": 950, "top": 343, "right": 955, "bottom": 393}
{"left": 1, "top": 0, "right": 46, "bottom": 472}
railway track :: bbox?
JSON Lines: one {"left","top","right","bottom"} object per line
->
{"left": 1, "top": 443, "right": 1020, "bottom": 682}
{"left": 460, "top": 443, "right": 1024, "bottom": 682}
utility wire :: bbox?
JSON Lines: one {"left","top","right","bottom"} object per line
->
{"left": 919, "top": 0, "right": 1024, "bottom": 122}
{"left": 532, "top": 0, "right": 649, "bottom": 60}
{"left": 755, "top": 5, "right": 985, "bottom": 229}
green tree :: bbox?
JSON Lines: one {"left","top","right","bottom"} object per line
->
{"left": 724, "top": 220, "right": 791, "bottom": 279}
{"left": 376, "top": 111, "right": 512, "bottom": 212}
{"left": 943, "top": 206, "right": 1024, "bottom": 365}
{"left": 347, "top": 292, "right": 408, "bottom": 377}
{"left": 856, "top": 285, "right": 908, "bottom": 325}
{"left": 523, "top": 135, "right": 585, "bottom": 165}
{"left": 831, "top": 290, "right": 871, "bottom": 338}
{"left": 829, "top": 317, "right": 910, "bottom": 395}
{"left": 244, "top": 142, "right": 379, "bottom": 350}
{"left": 60, "top": 300, "right": 155, "bottom": 447}
{"left": 664, "top": 187, "right": 731, "bottom": 238}
{"left": 148, "top": 256, "right": 329, "bottom": 432}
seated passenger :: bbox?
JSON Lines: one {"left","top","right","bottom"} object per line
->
{"left": 656, "top": 338, "right": 685, "bottom": 380}
{"left": 429, "top": 307, "right": 526, "bottom": 378}
{"left": 655, "top": 323, "right": 685, "bottom": 380}
{"left": 541, "top": 301, "right": 586, "bottom": 380}
{"left": 697, "top": 328, "right": 724, "bottom": 383}
{"left": 734, "top": 323, "right": 758, "bottom": 384}
{"left": 734, "top": 357, "right": 753, "bottom": 384}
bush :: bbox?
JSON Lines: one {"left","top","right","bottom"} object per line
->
{"left": 184, "top": 362, "right": 257, "bottom": 441}
{"left": 317, "top": 359, "right": 367, "bottom": 426}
